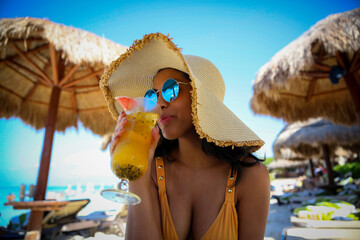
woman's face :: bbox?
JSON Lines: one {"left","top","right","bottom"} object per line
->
{"left": 153, "top": 68, "right": 194, "bottom": 140}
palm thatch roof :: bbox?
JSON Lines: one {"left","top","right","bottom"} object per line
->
{"left": 273, "top": 146, "right": 310, "bottom": 161}
{"left": 251, "top": 8, "right": 360, "bottom": 125}
{"left": 269, "top": 145, "right": 309, "bottom": 170}
{"left": 0, "top": 17, "right": 128, "bottom": 135}
{"left": 273, "top": 118, "right": 360, "bottom": 157}
{"left": 0, "top": 17, "right": 124, "bottom": 67}
{"left": 267, "top": 158, "right": 307, "bottom": 170}
{"left": 101, "top": 132, "right": 112, "bottom": 151}
{"left": 0, "top": 17, "right": 128, "bottom": 235}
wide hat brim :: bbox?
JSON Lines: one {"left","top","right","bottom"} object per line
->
{"left": 100, "top": 33, "right": 264, "bottom": 151}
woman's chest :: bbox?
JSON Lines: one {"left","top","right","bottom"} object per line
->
{"left": 164, "top": 166, "right": 230, "bottom": 239}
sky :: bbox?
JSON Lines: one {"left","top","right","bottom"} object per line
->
{"left": 0, "top": 0, "right": 358, "bottom": 186}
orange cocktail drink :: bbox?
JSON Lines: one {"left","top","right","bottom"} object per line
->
{"left": 101, "top": 97, "right": 161, "bottom": 205}
{"left": 111, "top": 111, "right": 159, "bottom": 181}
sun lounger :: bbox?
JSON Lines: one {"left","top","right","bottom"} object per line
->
{"left": 58, "top": 219, "right": 100, "bottom": 237}
{"left": 95, "top": 205, "right": 127, "bottom": 236}
{"left": 42, "top": 198, "right": 90, "bottom": 229}
{"left": 0, "top": 226, "right": 25, "bottom": 239}
{"left": 42, "top": 198, "right": 107, "bottom": 239}
{"left": 60, "top": 205, "right": 128, "bottom": 237}
{"left": 290, "top": 216, "right": 360, "bottom": 229}
{"left": 284, "top": 216, "right": 360, "bottom": 239}
{"left": 281, "top": 227, "right": 360, "bottom": 240}
{"left": 289, "top": 195, "right": 353, "bottom": 204}
{"left": 8, "top": 199, "right": 92, "bottom": 239}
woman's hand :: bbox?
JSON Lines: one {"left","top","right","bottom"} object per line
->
{"left": 110, "top": 111, "right": 161, "bottom": 168}
{"left": 148, "top": 123, "right": 161, "bottom": 161}
{"left": 124, "top": 116, "right": 163, "bottom": 240}
{"left": 109, "top": 111, "right": 127, "bottom": 155}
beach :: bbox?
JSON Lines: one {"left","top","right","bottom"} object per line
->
{"left": 49, "top": 198, "right": 294, "bottom": 240}
{"left": 2, "top": 184, "right": 295, "bottom": 239}
{"left": 89, "top": 198, "right": 294, "bottom": 240}
{"left": 265, "top": 198, "right": 295, "bottom": 240}
{"left": 0, "top": 184, "right": 119, "bottom": 228}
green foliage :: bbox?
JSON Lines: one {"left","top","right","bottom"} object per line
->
{"left": 334, "top": 162, "right": 360, "bottom": 178}
{"left": 293, "top": 207, "right": 308, "bottom": 214}
{"left": 263, "top": 157, "right": 274, "bottom": 166}
{"left": 317, "top": 202, "right": 340, "bottom": 209}
{"left": 313, "top": 197, "right": 332, "bottom": 203}
{"left": 294, "top": 200, "right": 358, "bottom": 220}
{"left": 324, "top": 211, "right": 335, "bottom": 220}
{"left": 315, "top": 190, "right": 331, "bottom": 196}
{"left": 19, "top": 213, "right": 27, "bottom": 226}
{"left": 348, "top": 195, "right": 360, "bottom": 208}
{"left": 347, "top": 213, "right": 359, "bottom": 220}
{"left": 265, "top": 157, "right": 275, "bottom": 182}
{"left": 339, "top": 201, "right": 354, "bottom": 206}
{"left": 269, "top": 172, "right": 275, "bottom": 182}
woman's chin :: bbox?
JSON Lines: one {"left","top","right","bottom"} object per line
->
{"left": 161, "top": 131, "right": 178, "bottom": 140}
{"left": 161, "top": 126, "right": 196, "bottom": 140}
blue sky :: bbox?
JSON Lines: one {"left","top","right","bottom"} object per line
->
{"left": 0, "top": 0, "right": 358, "bottom": 186}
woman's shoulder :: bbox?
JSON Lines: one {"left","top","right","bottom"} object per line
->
{"left": 236, "top": 157, "right": 269, "bottom": 196}
{"left": 150, "top": 158, "right": 159, "bottom": 187}
{"left": 242, "top": 156, "right": 268, "bottom": 176}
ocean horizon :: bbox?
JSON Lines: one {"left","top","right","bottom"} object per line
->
{"left": 0, "top": 183, "right": 120, "bottom": 228}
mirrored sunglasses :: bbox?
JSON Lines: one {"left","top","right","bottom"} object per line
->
{"left": 144, "top": 78, "right": 189, "bottom": 103}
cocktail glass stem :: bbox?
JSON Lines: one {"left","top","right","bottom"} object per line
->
{"left": 118, "top": 178, "right": 128, "bottom": 191}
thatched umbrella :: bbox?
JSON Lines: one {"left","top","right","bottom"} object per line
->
{"left": 273, "top": 133, "right": 318, "bottom": 178}
{"left": 273, "top": 120, "right": 322, "bottom": 159}
{"left": 100, "top": 132, "right": 112, "bottom": 151}
{"left": 251, "top": 8, "right": 360, "bottom": 125}
{"left": 267, "top": 158, "right": 307, "bottom": 171}
{"left": 273, "top": 118, "right": 360, "bottom": 185}
{"left": 273, "top": 146, "right": 310, "bottom": 161}
{"left": 268, "top": 146, "right": 308, "bottom": 171}
{"left": 0, "top": 17, "right": 127, "bottom": 235}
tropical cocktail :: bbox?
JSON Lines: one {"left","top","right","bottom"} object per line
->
{"left": 111, "top": 111, "right": 159, "bottom": 180}
{"left": 101, "top": 97, "right": 160, "bottom": 205}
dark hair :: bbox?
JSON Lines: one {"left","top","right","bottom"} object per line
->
{"left": 156, "top": 67, "right": 190, "bottom": 80}
{"left": 153, "top": 68, "right": 264, "bottom": 186}
{"left": 154, "top": 129, "right": 264, "bottom": 186}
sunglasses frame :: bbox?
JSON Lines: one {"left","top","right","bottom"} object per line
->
{"left": 144, "top": 78, "right": 190, "bottom": 103}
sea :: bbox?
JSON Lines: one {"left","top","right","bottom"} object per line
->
{"left": 0, "top": 183, "right": 122, "bottom": 228}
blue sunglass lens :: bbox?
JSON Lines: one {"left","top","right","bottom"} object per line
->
{"left": 144, "top": 89, "right": 157, "bottom": 103}
{"left": 162, "top": 79, "right": 179, "bottom": 102}
{"left": 144, "top": 79, "right": 180, "bottom": 103}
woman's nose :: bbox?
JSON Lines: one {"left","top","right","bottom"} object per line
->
{"left": 157, "top": 92, "right": 168, "bottom": 110}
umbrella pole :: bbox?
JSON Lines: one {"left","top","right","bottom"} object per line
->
{"left": 26, "top": 86, "right": 61, "bottom": 237}
{"left": 344, "top": 72, "right": 360, "bottom": 124}
{"left": 322, "top": 144, "right": 334, "bottom": 186}
{"left": 308, "top": 158, "right": 315, "bottom": 178}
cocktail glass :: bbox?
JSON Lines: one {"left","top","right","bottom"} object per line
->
{"left": 101, "top": 97, "right": 161, "bottom": 205}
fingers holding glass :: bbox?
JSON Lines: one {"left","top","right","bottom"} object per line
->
{"left": 110, "top": 112, "right": 127, "bottom": 155}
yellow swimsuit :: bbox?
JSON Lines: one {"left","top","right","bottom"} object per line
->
{"left": 155, "top": 157, "right": 238, "bottom": 240}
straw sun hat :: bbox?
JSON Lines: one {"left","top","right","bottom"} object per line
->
{"left": 100, "top": 33, "right": 264, "bottom": 151}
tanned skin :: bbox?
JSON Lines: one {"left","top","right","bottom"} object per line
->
{"left": 110, "top": 69, "right": 270, "bottom": 240}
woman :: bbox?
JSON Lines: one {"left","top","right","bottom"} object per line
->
{"left": 100, "top": 33, "right": 270, "bottom": 240}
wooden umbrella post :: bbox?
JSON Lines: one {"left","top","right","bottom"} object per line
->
{"left": 344, "top": 73, "right": 360, "bottom": 124}
{"left": 26, "top": 86, "right": 61, "bottom": 239}
{"left": 0, "top": 19, "right": 126, "bottom": 240}
{"left": 322, "top": 144, "right": 334, "bottom": 186}
{"left": 308, "top": 159, "right": 315, "bottom": 178}
{"left": 338, "top": 51, "right": 360, "bottom": 124}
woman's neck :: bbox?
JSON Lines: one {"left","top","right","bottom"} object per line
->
{"left": 175, "top": 128, "right": 220, "bottom": 169}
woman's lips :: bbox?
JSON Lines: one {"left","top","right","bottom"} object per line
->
{"left": 159, "top": 116, "right": 174, "bottom": 125}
